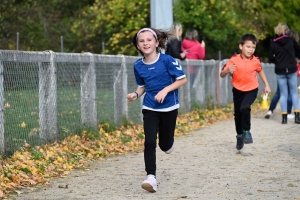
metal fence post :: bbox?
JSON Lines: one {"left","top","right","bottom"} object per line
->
{"left": 81, "top": 53, "right": 97, "bottom": 128}
{"left": 0, "top": 52, "right": 4, "bottom": 154}
{"left": 39, "top": 51, "right": 59, "bottom": 144}
{"left": 114, "top": 55, "right": 128, "bottom": 124}
{"left": 60, "top": 36, "right": 64, "bottom": 52}
{"left": 179, "top": 59, "right": 191, "bottom": 112}
{"left": 204, "top": 60, "right": 217, "bottom": 104}
{"left": 218, "top": 59, "right": 232, "bottom": 106}
{"left": 194, "top": 60, "right": 205, "bottom": 104}
{"left": 16, "top": 32, "right": 19, "bottom": 50}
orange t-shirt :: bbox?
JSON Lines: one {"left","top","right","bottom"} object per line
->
{"left": 222, "top": 54, "right": 262, "bottom": 91}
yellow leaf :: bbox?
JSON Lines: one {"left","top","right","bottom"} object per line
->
{"left": 20, "top": 122, "right": 27, "bottom": 128}
{"left": 3, "top": 177, "right": 9, "bottom": 182}
{"left": 12, "top": 175, "right": 20, "bottom": 184}
{"left": 57, "top": 156, "right": 63, "bottom": 163}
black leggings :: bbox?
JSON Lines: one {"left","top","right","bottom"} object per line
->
{"left": 142, "top": 109, "right": 178, "bottom": 176}
{"left": 232, "top": 87, "right": 258, "bottom": 135}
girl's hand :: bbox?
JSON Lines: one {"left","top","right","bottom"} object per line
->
{"left": 127, "top": 92, "right": 138, "bottom": 103}
{"left": 154, "top": 90, "right": 168, "bottom": 103}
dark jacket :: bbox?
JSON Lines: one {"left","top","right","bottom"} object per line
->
{"left": 165, "top": 39, "right": 186, "bottom": 60}
{"left": 269, "top": 34, "right": 300, "bottom": 74}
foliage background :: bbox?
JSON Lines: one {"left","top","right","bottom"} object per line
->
{"left": 1, "top": 0, "right": 300, "bottom": 59}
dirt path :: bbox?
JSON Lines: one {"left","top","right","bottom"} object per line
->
{"left": 12, "top": 111, "right": 300, "bottom": 200}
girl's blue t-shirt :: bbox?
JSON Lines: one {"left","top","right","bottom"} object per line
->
{"left": 134, "top": 53, "right": 186, "bottom": 112}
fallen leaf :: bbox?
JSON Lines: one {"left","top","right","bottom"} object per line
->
{"left": 287, "top": 183, "right": 294, "bottom": 187}
{"left": 58, "top": 184, "right": 68, "bottom": 189}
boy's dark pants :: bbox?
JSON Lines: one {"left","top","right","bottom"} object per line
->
{"left": 232, "top": 87, "right": 258, "bottom": 135}
{"left": 142, "top": 109, "right": 178, "bottom": 176}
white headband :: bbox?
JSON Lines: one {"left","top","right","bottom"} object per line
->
{"left": 137, "top": 28, "right": 158, "bottom": 40}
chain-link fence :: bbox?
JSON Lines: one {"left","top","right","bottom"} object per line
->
{"left": 0, "top": 50, "right": 277, "bottom": 156}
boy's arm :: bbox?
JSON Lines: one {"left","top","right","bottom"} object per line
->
{"left": 220, "top": 65, "right": 236, "bottom": 78}
{"left": 258, "top": 70, "right": 271, "bottom": 94}
{"left": 220, "top": 68, "right": 231, "bottom": 78}
{"left": 220, "top": 59, "right": 236, "bottom": 78}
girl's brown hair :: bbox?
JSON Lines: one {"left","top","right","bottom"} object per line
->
{"left": 132, "top": 28, "right": 172, "bottom": 56}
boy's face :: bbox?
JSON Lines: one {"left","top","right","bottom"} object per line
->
{"left": 239, "top": 40, "right": 256, "bottom": 59}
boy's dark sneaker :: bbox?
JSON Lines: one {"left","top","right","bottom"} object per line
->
{"left": 243, "top": 130, "right": 253, "bottom": 144}
{"left": 236, "top": 134, "right": 244, "bottom": 150}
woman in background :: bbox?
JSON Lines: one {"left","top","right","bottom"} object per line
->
{"left": 265, "top": 29, "right": 300, "bottom": 120}
{"left": 182, "top": 29, "right": 205, "bottom": 60}
{"left": 269, "top": 23, "right": 300, "bottom": 124}
{"left": 182, "top": 29, "right": 206, "bottom": 87}
{"left": 165, "top": 23, "right": 188, "bottom": 60}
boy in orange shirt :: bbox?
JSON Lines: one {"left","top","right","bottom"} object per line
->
{"left": 220, "top": 34, "right": 271, "bottom": 150}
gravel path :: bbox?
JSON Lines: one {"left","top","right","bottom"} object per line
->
{"left": 12, "top": 110, "right": 300, "bottom": 200}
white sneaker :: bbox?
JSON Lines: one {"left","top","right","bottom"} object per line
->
{"left": 265, "top": 110, "right": 272, "bottom": 119}
{"left": 141, "top": 175, "right": 157, "bottom": 192}
{"left": 165, "top": 142, "right": 174, "bottom": 154}
{"left": 287, "top": 114, "right": 295, "bottom": 119}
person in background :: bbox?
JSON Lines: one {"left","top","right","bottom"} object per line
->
{"left": 269, "top": 23, "right": 300, "bottom": 124}
{"left": 289, "top": 30, "right": 300, "bottom": 83}
{"left": 265, "top": 29, "right": 300, "bottom": 120}
{"left": 220, "top": 34, "right": 271, "bottom": 151}
{"left": 264, "top": 84, "right": 293, "bottom": 119}
{"left": 165, "top": 23, "right": 188, "bottom": 60}
{"left": 182, "top": 29, "right": 206, "bottom": 87}
{"left": 182, "top": 29, "right": 205, "bottom": 60}
{"left": 128, "top": 28, "right": 187, "bottom": 193}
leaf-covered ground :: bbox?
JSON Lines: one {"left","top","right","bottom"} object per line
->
{"left": 0, "top": 103, "right": 263, "bottom": 199}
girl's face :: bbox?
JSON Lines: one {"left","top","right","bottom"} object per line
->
{"left": 136, "top": 31, "right": 158, "bottom": 57}
{"left": 239, "top": 40, "right": 256, "bottom": 59}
